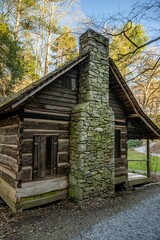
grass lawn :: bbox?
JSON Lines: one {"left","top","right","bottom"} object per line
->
{"left": 128, "top": 148, "right": 160, "bottom": 173}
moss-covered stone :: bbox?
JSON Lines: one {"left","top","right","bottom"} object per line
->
{"left": 69, "top": 175, "right": 77, "bottom": 186}
{"left": 68, "top": 188, "right": 75, "bottom": 199}
{"left": 74, "top": 187, "right": 84, "bottom": 201}
{"left": 93, "top": 174, "right": 102, "bottom": 181}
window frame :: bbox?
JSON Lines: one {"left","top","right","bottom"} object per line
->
{"left": 62, "top": 77, "right": 76, "bottom": 90}
{"left": 33, "top": 134, "right": 58, "bottom": 180}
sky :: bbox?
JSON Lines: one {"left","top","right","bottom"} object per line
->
{"left": 80, "top": 0, "right": 132, "bottom": 16}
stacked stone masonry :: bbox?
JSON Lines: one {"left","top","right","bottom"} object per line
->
{"left": 69, "top": 30, "right": 115, "bottom": 201}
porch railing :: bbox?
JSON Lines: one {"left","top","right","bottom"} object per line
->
{"left": 127, "top": 139, "right": 151, "bottom": 178}
{"left": 127, "top": 159, "right": 150, "bottom": 178}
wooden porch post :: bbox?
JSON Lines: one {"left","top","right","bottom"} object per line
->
{"left": 147, "top": 139, "right": 150, "bottom": 178}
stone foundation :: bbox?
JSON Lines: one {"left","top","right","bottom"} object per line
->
{"left": 69, "top": 29, "right": 115, "bottom": 201}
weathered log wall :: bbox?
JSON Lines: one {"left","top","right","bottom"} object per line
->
{"left": 20, "top": 69, "right": 78, "bottom": 183}
{"left": 109, "top": 89, "right": 128, "bottom": 184}
{"left": 0, "top": 69, "right": 78, "bottom": 212}
{"left": 0, "top": 117, "right": 19, "bottom": 188}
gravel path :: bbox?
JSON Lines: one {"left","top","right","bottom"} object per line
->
{"left": 1, "top": 184, "right": 160, "bottom": 240}
{"left": 75, "top": 187, "right": 160, "bottom": 240}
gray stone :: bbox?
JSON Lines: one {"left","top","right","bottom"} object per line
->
{"left": 94, "top": 174, "right": 102, "bottom": 181}
{"left": 78, "top": 144, "right": 86, "bottom": 152}
{"left": 74, "top": 187, "right": 84, "bottom": 201}
{"left": 69, "top": 175, "right": 77, "bottom": 186}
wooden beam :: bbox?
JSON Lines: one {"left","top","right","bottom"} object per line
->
{"left": 127, "top": 114, "right": 139, "bottom": 118}
{"left": 147, "top": 139, "right": 150, "bottom": 178}
{"left": 17, "top": 176, "right": 68, "bottom": 198}
{"left": 18, "top": 189, "right": 67, "bottom": 211}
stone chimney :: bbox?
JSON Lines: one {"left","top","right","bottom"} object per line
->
{"left": 69, "top": 29, "right": 115, "bottom": 201}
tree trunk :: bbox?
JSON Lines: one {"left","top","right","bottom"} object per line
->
{"left": 15, "top": 0, "right": 22, "bottom": 39}
{"left": 44, "top": 2, "right": 55, "bottom": 75}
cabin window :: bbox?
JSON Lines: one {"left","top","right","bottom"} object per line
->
{"left": 62, "top": 77, "right": 76, "bottom": 90}
{"left": 33, "top": 135, "right": 58, "bottom": 179}
{"left": 115, "top": 129, "right": 121, "bottom": 158}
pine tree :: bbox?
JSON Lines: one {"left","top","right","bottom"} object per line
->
{"left": 52, "top": 27, "right": 78, "bottom": 67}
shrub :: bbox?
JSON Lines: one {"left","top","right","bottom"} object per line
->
{"left": 127, "top": 139, "right": 143, "bottom": 148}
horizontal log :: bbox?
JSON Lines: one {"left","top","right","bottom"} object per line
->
{"left": 21, "top": 112, "right": 70, "bottom": 121}
{"left": 26, "top": 102, "right": 72, "bottom": 113}
{"left": 57, "top": 164, "right": 69, "bottom": 175}
{"left": 0, "top": 144, "right": 18, "bottom": 159}
{"left": 0, "top": 153, "right": 18, "bottom": 172}
{"left": 18, "top": 189, "right": 67, "bottom": 211}
{"left": 0, "top": 165, "right": 16, "bottom": 179}
{"left": 58, "top": 140, "right": 69, "bottom": 152}
{"left": 0, "top": 125, "right": 18, "bottom": 135}
{"left": 42, "top": 89, "right": 77, "bottom": 100}
{"left": 50, "top": 80, "right": 62, "bottom": 87}
{"left": 109, "top": 101, "right": 125, "bottom": 110}
{"left": 58, "top": 152, "right": 69, "bottom": 163}
{"left": 115, "top": 162, "right": 127, "bottom": 168}
{"left": 0, "top": 117, "right": 19, "bottom": 127}
{"left": 0, "top": 177, "right": 17, "bottom": 203}
{"left": 21, "top": 153, "right": 32, "bottom": 167}
{"left": 18, "top": 176, "right": 68, "bottom": 198}
{"left": 21, "top": 140, "right": 33, "bottom": 154}
{"left": 33, "top": 97, "right": 76, "bottom": 108}
{"left": 37, "top": 93, "right": 77, "bottom": 104}
{"left": 21, "top": 167, "right": 32, "bottom": 182}
{"left": 23, "top": 120, "right": 69, "bottom": 130}
{"left": 0, "top": 135, "right": 18, "bottom": 145}
{"left": 0, "top": 143, "right": 17, "bottom": 148}
{"left": 24, "top": 108, "right": 70, "bottom": 117}
{"left": 115, "top": 175, "right": 127, "bottom": 185}
{"left": 47, "top": 86, "right": 77, "bottom": 95}
{"left": 23, "top": 130, "right": 69, "bottom": 140}
{"left": 127, "top": 114, "right": 139, "bottom": 118}
{"left": 114, "top": 114, "right": 126, "bottom": 120}
{"left": 0, "top": 124, "right": 18, "bottom": 129}
{"left": 0, "top": 166, "right": 16, "bottom": 187}
{"left": 115, "top": 167, "right": 128, "bottom": 176}
{"left": 24, "top": 118, "right": 69, "bottom": 125}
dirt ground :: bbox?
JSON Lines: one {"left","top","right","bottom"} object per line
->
{"left": 1, "top": 184, "right": 160, "bottom": 240}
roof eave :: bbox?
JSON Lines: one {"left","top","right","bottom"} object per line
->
{"left": 109, "top": 58, "right": 160, "bottom": 139}
{"left": 0, "top": 52, "right": 89, "bottom": 114}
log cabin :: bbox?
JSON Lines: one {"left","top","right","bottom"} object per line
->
{"left": 0, "top": 29, "right": 160, "bottom": 212}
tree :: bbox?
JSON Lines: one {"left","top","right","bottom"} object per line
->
{"left": 110, "top": 22, "right": 148, "bottom": 79}
{"left": 87, "top": 0, "right": 160, "bottom": 74}
{"left": 131, "top": 49, "right": 160, "bottom": 125}
{"left": 0, "top": 0, "right": 85, "bottom": 93}
{"left": 0, "top": 21, "right": 24, "bottom": 96}
{"left": 85, "top": 1, "right": 160, "bottom": 124}
{"left": 52, "top": 27, "right": 78, "bottom": 67}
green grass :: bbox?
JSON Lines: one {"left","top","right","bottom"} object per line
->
{"left": 128, "top": 148, "right": 160, "bottom": 173}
